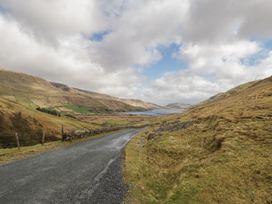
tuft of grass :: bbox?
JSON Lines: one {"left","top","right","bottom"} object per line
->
{"left": 0, "top": 141, "right": 62, "bottom": 165}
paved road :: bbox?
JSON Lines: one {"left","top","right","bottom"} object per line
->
{"left": 0, "top": 128, "right": 142, "bottom": 204}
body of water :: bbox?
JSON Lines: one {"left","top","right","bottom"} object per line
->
{"left": 122, "top": 108, "right": 184, "bottom": 116}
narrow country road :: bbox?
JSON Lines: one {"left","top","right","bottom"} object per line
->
{"left": 0, "top": 128, "right": 142, "bottom": 204}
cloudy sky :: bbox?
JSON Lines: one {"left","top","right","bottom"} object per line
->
{"left": 0, "top": 0, "right": 272, "bottom": 105}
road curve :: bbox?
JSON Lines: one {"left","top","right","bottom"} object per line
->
{"left": 0, "top": 128, "right": 142, "bottom": 204}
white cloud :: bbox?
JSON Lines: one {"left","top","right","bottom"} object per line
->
{"left": 145, "top": 40, "right": 272, "bottom": 104}
{"left": 182, "top": 0, "right": 272, "bottom": 42}
{"left": 180, "top": 40, "right": 260, "bottom": 78}
{"left": 90, "top": 0, "right": 189, "bottom": 69}
{"left": 0, "top": 0, "right": 271, "bottom": 105}
{"left": 0, "top": 0, "right": 108, "bottom": 43}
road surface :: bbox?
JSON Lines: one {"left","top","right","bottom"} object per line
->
{"left": 0, "top": 128, "right": 142, "bottom": 204}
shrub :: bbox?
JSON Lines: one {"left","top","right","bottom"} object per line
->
{"left": 36, "top": 107, "right": 61, "bottom": 117}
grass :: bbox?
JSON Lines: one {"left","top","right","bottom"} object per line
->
{"left": 64, "top": 104, "right": 93, "bottom": 114}
{"left": 124, "top": 76, "right": 272, "bottom": 204}
{"left": 15, "top": 95, "right": 38, "bottom": 110}
{"left": 0, "top": 141, "right": 63, "bottom": 165}
{"left": 125, "top": 121, "right": 272, "bottom": 203}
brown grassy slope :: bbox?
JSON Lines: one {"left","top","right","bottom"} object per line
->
{"left": 125, "top": 76, "right": 272, "bottom": 204}
{"left": 0, "top": 97, "right": 95, "bottom": 135}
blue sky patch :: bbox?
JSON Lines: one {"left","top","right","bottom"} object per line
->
{"left": 241, "top": 39, "right": 272, "bottom": 66}
{"left": 263, "top": 39, "right": 272, "bottom": 49}
{"left": 142, "top": 43, "right": 187, "bottom": 79}
{"left": 0, "top": 4, "right": 8, "bottom": 13}
{"left": 90, "top": 31, "right": 111, "bottom": 42}
{"left": 241, "top": 49, "right": 269, "bottom": 66}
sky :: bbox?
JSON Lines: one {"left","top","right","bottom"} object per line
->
{"left": 0, "top": 0, "right": 272, "bottom": 105}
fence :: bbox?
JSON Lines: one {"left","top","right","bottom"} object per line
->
{"left": 0, "top": 124, "right": 149, "bottom": 149}
{"left": 0, "top": 131, "right": 59, "bottom": 149}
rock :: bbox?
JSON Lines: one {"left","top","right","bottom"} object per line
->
{"left": 147, "top": 133, "right": 157, "bottom": 140}
{"left": 157, "top": 120, "right": 193, "bottom": 132}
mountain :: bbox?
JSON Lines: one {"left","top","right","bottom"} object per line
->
{"left": 165, "top": 102, "right": 191, "bottom": 109}
{"left": 119, "top": 99, "right": 161, "bottom": 110}
{"left": 125, "top": 76, "right": 272, "bottom": 203}
{"left": 0, "top": 69, "right": 158, "bottom": 114}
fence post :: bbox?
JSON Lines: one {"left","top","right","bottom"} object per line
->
{"left": 41, "top": 130, "right": 46, "bottom": 145}
{"left": 61, "top": 125, "right": 64, "bottom": 142}
{"left": 15, "top": 132, "right": 20, "bottom": 150}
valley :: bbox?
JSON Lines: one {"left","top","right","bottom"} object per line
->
{"left": 0, "top": 70, "right": 271, "bottom": 204}
{"left": 1, "top": 1, "right": 272, "bottom": 203}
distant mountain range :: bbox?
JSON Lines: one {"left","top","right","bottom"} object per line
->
{"left": 165, "top": 102, "right": 192, "bottom": 109}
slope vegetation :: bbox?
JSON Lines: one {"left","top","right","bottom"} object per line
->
{"left": 125, "top": 76, "right": 272, "bottom": 203}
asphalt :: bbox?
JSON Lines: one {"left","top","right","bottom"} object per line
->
{"left": 0, "top": 128, "right": 142, "bottom": 204}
